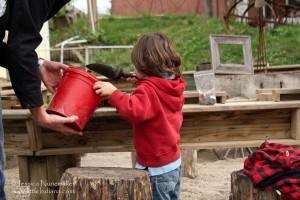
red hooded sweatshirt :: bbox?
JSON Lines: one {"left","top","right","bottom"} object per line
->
{"left": 109, "top": 76, "right": 186, "bottom": 167}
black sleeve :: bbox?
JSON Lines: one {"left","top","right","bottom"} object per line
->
{"left": 0, "top": 41, "right": 8, "bottom": 67}
{"left": 0, "top": 0, "right": 9, "bottom": 68}
{"left": 5, "top": 0, "right": 69, "bottom": 109}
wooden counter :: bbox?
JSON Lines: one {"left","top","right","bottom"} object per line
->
{"left": 4, "top": 101, "right": 300, "bottom": 199}
{"left": 3, "top": 101, "right": 300, "bottom": 157}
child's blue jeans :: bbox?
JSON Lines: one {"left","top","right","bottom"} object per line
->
{"left": 150, "top": 166, "right": 181, "bottom": 200}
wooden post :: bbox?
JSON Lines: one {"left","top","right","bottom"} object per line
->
{"left": 181, "top": 150, "right": 198, "bottom": 179}
{"left": 26, "top": 119, "right": 43, "bottom": 151}
{"left": 87, "top": 0, "right": 99, "bottom": 32}
{"left": 58, "top": 167, "right": 152, "bottom": 200}
{"left": 131, "top": 151, "right": 136, "bottom": 167}
{"left": 18, "top": 155, "right": 80, "bottom": 200}
{"left": 230, "top": 170, "right": 280, "bottom": 200}
{"left": 291, "top": 108, "right": 300, "bottom": 140}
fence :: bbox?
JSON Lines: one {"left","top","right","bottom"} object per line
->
{"left": 45, "top": 45, "right": 134, "bottom": 72}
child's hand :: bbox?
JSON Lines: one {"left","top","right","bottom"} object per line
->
{"left": 125, "top": 76, "right": 138, "bottom": 83}
{"left": 93, "top": 81, "right": 117, "bottom": 97}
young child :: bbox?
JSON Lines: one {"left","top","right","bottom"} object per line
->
{"left": 93, "top": 32, "right": 186, "bottom": 200}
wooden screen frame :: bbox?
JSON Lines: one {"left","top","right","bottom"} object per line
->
{"left": 209, "top": 34, "right": 254, "bottom": 75}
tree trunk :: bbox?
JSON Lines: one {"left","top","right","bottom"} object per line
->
{"left": 58, "top": 167, "right": 152, "bottom": 200}
{"left": 230, "top": 170, "right": 281, "bottom": 200}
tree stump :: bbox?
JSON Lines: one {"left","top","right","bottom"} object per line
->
{"left": 230, "top": 170, "right": 280, "bottom": 200}
{"left": 58, "top": 167, "right": 152, "bottom": 200}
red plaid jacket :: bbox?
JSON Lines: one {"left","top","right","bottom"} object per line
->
{"left": 244, "top": 142, "right": 300, "bottom": 200}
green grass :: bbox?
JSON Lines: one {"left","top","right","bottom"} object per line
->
{"left": 50, "top": 15, "right": 300, "bottom": 71}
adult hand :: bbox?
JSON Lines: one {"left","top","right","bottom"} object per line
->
{"left": 39, "top": 60, "right": 68, "bottom": 93}
{"left": 94, "top": 81, "right": 117, "bottom": 97}
{"left": 30, "top": 107, "right": 82, "bottom": 136}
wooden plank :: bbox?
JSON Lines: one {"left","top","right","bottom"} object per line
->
{"left": 6, "top": 155, "right": 18, "bottom": 169}
{"left": 26, "top": 119, "right": 43, "bottom": 151}
{"left": 3, "top": 118, "right": 34, "bottom": 156}
{"left": 2, "top": 110, "right": 31, "bottom": 119}
{"left": 5, "top": 148, "right": 33, "bottom": 156}
{"left": 183, "top": 91, "right": 199, "bottom": 98}
{"left": 272, "top": 88, "right": 300, "bottom": 94}
{"left": 1, "top": 89, "right": 16, "bottom": 96}
{"left": 40, "top": 109, "right": 291, "bottom": 149}
{"left": 180, "top": 123, "right": 290, "bottom": 143}
{"left": 183, "top": 91, "right": 199, "bottom": 104}
{"left": 35, "top": 139, "right": 300, "bottom": 156}
{"left": 183, "top": 109, "right": 291, "bottom": 123}
{"left": 284, "top": 94, "right": 300, "bottom": 101}
{"left": 1, "top": 96, "right": 20, "bottom": 109}
{"left": 29, "top": 157, "right": 54, "bottom": 200}
{"left": 267, "top": 64, "right": 300, "bottom": 70}
{"left": 272, "top": 92, "right": 280, "bottom": 102}
{"left": 36, "top": 146, "right": 135, "bottom": 156}
{"left": 3, "top": 101, "right": 300, "bottom": 119}
{"left": 216, "top": 91, "right": 227, "bottom": 104}
{"left": 32, "top": 109, "right": 293, "bottom": 155}
{"left": 3, "top": 118, "right": 28, "bottom": 129}
{"left": 256, "top": 89, "right": 273, "bottom": 94}
{"left": 184, "top": 91, "right": 227, "bottom": 104}
{"left": 93, "top": 101, "right": 300, "bottom": 114}
{"left": 4, "top": 133, "right": 30, "bottom": 149}
{"left": 256, "top": 93, "right": 273, "bottom": 101}
{"left": 257, "top": 89, "right": 300, "bottom": 102}
{"left": 181, "top": 139, "right": 300, "bottom": 149}
{"left": 0, "top": 82, "right": 12, "bottom": 90}
{"left": 18, "top": 156, "right": 29, "bottom": 183}
{"left": 226, "top": 98, "right": 256, "bottom": 103}
{"left": 183, "top": 101, "right": 300, "bottom": 112}
{"left": 183, "top": 109, "right": 291, "bottom": 121}
{"left": 41, "top": 129, "right": 133, "bottom": 149}
{"left": 3, "top": 102, "right": 300, "bottom": 157}
{"left": 18, "top": 155, "right": 81, "bottom": 199}
{"left": 131, "top": 151, "right": 136, "bottom": 167}
{"left": 1, "top": 85, "right": 48, "bottom": 109}
{"left": 46, "top": 155, "right": 81, "bottom": 183}
{"left": 291, "top": 109, "right": 300, "bottom": 140}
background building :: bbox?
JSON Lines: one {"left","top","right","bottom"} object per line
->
{"left": 111, "top": 0, "right": 227, "bottom": 17}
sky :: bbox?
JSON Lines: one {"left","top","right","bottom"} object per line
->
{"left": 71, "top": 0, "right": 112, "bottom": 15}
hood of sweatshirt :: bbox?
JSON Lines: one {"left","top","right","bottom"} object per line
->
{"left": 137, "top": 76, "right": 186, "bottom": 112}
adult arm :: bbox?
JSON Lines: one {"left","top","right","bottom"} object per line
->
{"left": 6, "top": 0, "right": 51, "bottom": 108}
{"left": 5, "top": 0, "right": 79, "bottom": 135}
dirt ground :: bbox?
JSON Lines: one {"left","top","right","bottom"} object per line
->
{"left": 4, "top": 151, "right": 244, "bottom": 200}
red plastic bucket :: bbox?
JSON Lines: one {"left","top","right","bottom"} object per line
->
{"left": 47, "top": 67, "right": 102, "bottom": 131}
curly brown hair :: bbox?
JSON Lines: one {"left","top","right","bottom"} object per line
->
{"left": 131, "top": 32, "right": 182, "bottom": 77}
